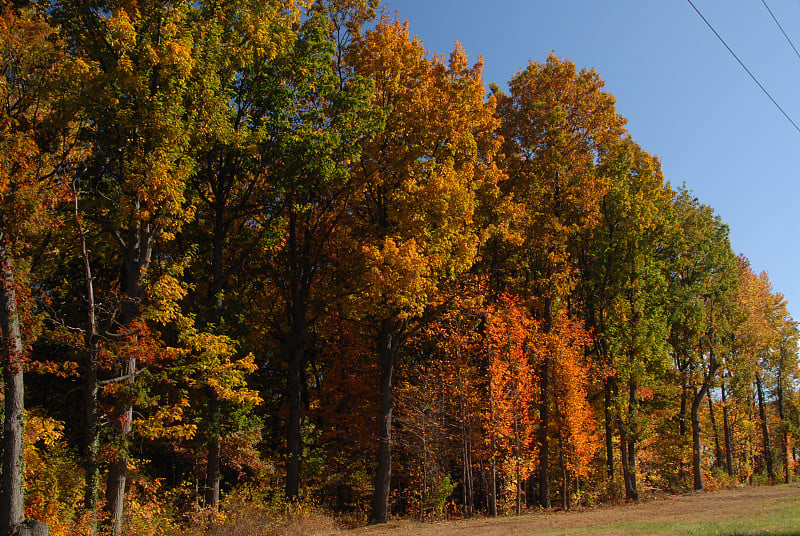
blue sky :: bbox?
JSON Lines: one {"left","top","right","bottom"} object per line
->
{"left": 380, "top": 0, "right": 800, "bottom": 322}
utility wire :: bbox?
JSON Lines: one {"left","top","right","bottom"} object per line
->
{"left": 686, "top": 0, "right": 800, "bottom": 134}
{"left": 761, "top": 0, "right": 800, "bottom": 62}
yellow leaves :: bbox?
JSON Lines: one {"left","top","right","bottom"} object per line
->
{"left": 135, "top": 397, "right": 197, "bottom": 441}
{"left": 105, "top": 8, "right": 137, "bottom": 49}
{"left": 145, "top": 272, "right": 187, "bottom": 325}
{"left": 25, "top": 409, "right": 64, "bottom": 449}
{"left": 362, "top": 236, "right": 433, "bottom": 318}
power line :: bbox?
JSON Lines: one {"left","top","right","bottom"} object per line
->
{"left": 686, "top": 0, "right": 800, "bottom": 135}
{"left": 761, "top": 0, "right": 800, "bottom": 62}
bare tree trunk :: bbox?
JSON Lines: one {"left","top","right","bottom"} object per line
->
{"left": 370, "top": 318, "right": 402, "bottom": 524}
{"left": 204, "top": 391, "right": 221, "bottom": 510}
{"left": 0, "top": 236, "right": 26, "bottom": 535}
{"left": 604, "top": 379, "right": 614, "bottom": 478}
{"left": 613, "top": 378, "right": 637, "bottom": 501}
{"left": 755, "top": 373, "right": 774, "bottom": 481}
{"left": 707, "top": 390, "right": 723, "bottom": 470}
{"left": 721, "top": 380, "right": 734, "bottom": 477}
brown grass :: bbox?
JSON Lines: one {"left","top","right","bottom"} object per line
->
{"left": 339, "top": 483, "right": 800, "bottom": 536}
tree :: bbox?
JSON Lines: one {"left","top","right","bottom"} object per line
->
{"left": 0, "top": 3, "right": 72, "bottom": 532}
{"left": 666, "top": 189, "right": 737, "bottom": 491}
{"left": 485, "top": 293, "right": 537, "bottom": 514}
{"left": 580, "top": 139, "right": 673, "bottom": 500}
{"left": 495, "top": 53, "right": 626, "bottom": 507}
{"left": 176, "top": 0, "right": 302, "bottom": 510}
{"left": 248, "top": 5, "right": 381, "bottom": 500}
{"left": 348, "top": 19, "right": 501, "bottom": 522}
{"left": 51, "top": 1, "right": 200, "bottom": 531}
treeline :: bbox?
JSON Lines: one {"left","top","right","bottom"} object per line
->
{"left": 1, "top": 0, "right": 798, "bottom": 535}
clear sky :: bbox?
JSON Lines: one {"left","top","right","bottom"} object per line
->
{"left": 380, "top": 0, "right": 800, "bottom": 322}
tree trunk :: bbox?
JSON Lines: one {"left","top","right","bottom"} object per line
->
{"left": 83, "top": 351, "right": 100, "bottom": 534}
{"left": 370, "top": 318, "right": 401, "bottom": 524}
{"left": 105, "top": 221, "right": 152, "bottom": 535}
{"left": 105, "top": 356, "right": 135, "bottom": 536}
{"left": 707, "top": 391, "right": 723, "bottom": 470}
{"left": 0, "top": 237, "right": 26, "bottom": 535}
{"left": 627, "top": 378, "right": 637, "bottom": 482}
{"left": 76, "top": 192, "right": 100, "bottom": 535}
{"left": 610, "top": 378, "right": 636, "bottom": 501}
{"left": 776, "top": 366, "right": 789, "bottom": 483}
{"left": 721, "top": 380, "right": 734, "bottom": 477}
{"left": 755, "top": 373, "right": 774, "bottom": 481}
{"left": 488, "top": 383, "right": 498, "bottom": 517}
{"left": 690, "top": 384, "right": 708, "bottom": 491}
{"left": 559, "top": 437, "right": 568, "bottom": 511}
{"left": 285, "top": 341, "right": 303, "bottom": 500}
{"left": 679, "top": 374, "right": 687, "bottom": 437}
{"left": 204, "top": 392, "right": 221, "bottom": 510}
{"left": 604, "top": 379, "right": 614, "bottom": 478}
{"left": 458, "top": 369, "right": 474, "bottom": 515}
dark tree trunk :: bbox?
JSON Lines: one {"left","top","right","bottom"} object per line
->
{"left": 615, "top": 378, "right": 637, "bottom": 502}
{"left": 721, "top": 380, "right": 734, "bottom": 477}
{"left": 690, "top": 381, "right": 713, "bottom": 491}
{"left": 604, "top": 379, "right": 614, "bottom": 478}
{"left": 0, "top": 237, "right": 26, "bottom": 535}
{"left": 204, "top": 392, "right": 222, "bottom": 509}
{"left": 83, "top": 350, "right": 100, "bottom": 532}
{"left": 370, "top": 318, "right": 402, "bottom": 524}
{"left": 776, "top": 365, "right": 789, "bottom": 483}
{"left": 285, "top": 340, "right": 304, "bottom": 500}
{"left": 627, "top": 380, "right": 637, "bottom": 491}
{"left": 105, "top": 218, "right": 153, "bottom": 535}
{"left": 755, "top": 373, "right": 774, "bottom": 481}
{"left": 679, "top": 374, "right": 687, "bottom": 437}
{"left": 707, "top": 391, "right": 723, "bottom": 470}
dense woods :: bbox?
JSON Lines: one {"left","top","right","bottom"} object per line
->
{"left": 1, "top": 1, "right": 799, "bottom": 535}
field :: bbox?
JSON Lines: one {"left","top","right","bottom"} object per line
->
{"left": 344, "top": 484, "right": 800, "bottom": 536}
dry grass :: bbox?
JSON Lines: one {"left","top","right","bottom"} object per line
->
{"left": 348, "top": 483, "right": 800, "bottom": 536}
{"left": 172, "top": 484, "right": 800, "bottom": 536}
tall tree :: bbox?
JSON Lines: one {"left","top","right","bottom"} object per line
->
{"left": 580, "top": 139, "right": 673, "bottom": 500}
{"left": 666, "top": 189, "right": 737, "bottom": 491}
{"left": 0, "top": 3, "right": 71, "bottom": 532}
{"left": 51, "top": 1, "right": 199, "bottom": 531}
{"left": 348, "top": 19, "right": 501, "bottom": 523}
{"left": 495, "top": 53, "right": 626, "bottom": 507}
{"left": 246, "top": 3, "right": 382, "bottom": 500}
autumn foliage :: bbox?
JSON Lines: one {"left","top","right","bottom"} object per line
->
{"left": 1, "top": 1, "right": 798, "bottom": 535}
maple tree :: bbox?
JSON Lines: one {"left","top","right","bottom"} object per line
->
{"left": 49, "top": 0, "right": 202, "bottom": 531}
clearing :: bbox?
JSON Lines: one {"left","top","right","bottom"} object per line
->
{"left": 345, "top": 484, "right": 800, "bottom": 536}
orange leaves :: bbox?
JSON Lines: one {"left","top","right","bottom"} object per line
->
{"left": 485, "top": 293, "right": 538, "bottom": 479}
